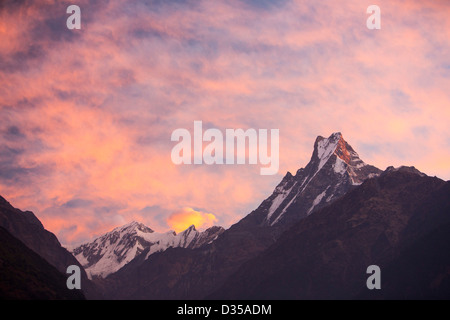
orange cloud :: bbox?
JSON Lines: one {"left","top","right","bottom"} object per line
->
{"left": 167, "top": 207, "right": 217, "bottom": 233}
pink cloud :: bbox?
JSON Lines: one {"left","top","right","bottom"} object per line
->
{"left": 1, "top": 0, "right": 449, "bottom": 245}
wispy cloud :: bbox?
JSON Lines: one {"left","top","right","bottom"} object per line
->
{"left": 1, "top": 0, "right": 449, "bottom": 245}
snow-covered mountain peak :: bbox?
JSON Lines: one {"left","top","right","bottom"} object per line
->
{"left": 314, "top": 133, "right": 342, "bottom": 171}
{"left": 180, "top": 224, "right": 197, "bottom": 234}
{"left": 112, "top": 220, "right": 154, "bottom": 235}
{"left": 261, "top": 132, "right": 382, "bottom": 227}
{"left": 314, "top": 132, "right": 359, "bottom": 166}
{"left": 72, "top": 221, "right": 224, "bottom": 279}
{"left": 311, "top": 132, "right": 372, "bottom": 183}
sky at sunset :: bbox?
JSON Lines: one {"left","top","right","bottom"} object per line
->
{"left": 1, "top": 0, "right": 449, "bottom": 246}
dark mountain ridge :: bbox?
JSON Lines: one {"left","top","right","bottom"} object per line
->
{"left": 209, "top": 167, "right": 450, "bottom": 299}
{"left": 0, "top": 195, "right": 97, "bottom": 298}
{"left": 0, "top": 226, "right": 85, "bottom": 300}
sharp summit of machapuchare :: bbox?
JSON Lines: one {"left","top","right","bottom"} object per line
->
{"left": 312, "top": 132, "right": 360, "bottom": 166}
{"left": 253, "top": 132, "right": 382, "bottom": 229}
